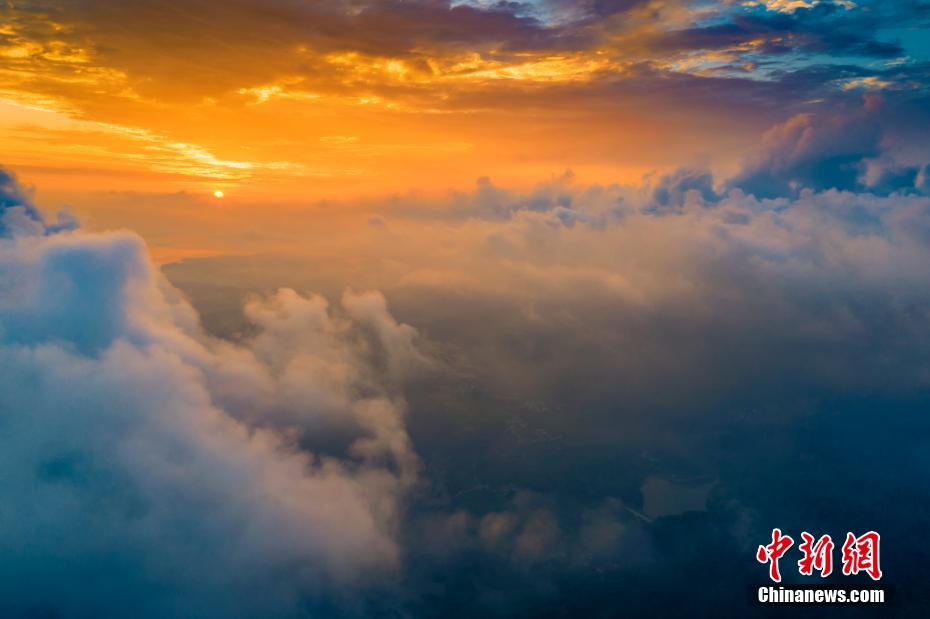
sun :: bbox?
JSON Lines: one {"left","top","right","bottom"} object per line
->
{"left": 213, "top": 190, "right": 224, "bottom": 199}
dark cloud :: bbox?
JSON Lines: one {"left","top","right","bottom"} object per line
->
{"left": 657, "top": 2, "right": 906, "bottom": 59}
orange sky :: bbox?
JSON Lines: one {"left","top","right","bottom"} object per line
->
{"left": 2, "top": 0, "right": 926, "bottom": 261}
{"left": 0, "top": 1, "right": 783, "bottom": 207}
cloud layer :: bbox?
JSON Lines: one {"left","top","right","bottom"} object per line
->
{"left": 156, "top": 104, "right": 930, "bottom": 613}
{"left": 5, "top": 99, "right": 930, "bottom": 615}
{"left": 0, "top": 171, "right": 424, "bottom": 617}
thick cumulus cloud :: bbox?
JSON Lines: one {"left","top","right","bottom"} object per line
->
{"left": 728, "top": 96, "right": 885, "bottom": 198}
{"left": 0, "top": 170, "right": 425, "bottom": 617}
{"left": 726, "top": 96, "right": 930, "bottom": 201}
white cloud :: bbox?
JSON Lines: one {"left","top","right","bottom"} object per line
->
{"left": 0, "top": 181, "right": 425, "bottom": 616}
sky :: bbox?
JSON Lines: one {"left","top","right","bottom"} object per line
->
{"left": 3, "top": 1, "right": 930, "bottom": 618}
{"left": 2, "top": 0, "right": 929, "bottom": 203}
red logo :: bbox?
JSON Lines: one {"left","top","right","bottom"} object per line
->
{"left": 757, "top": 528, "right": 794, "bottom": 582}
{"left": 758, "top": 529, "right": 881, "bottom": 582}
{"left": 798, "top": 532, "right": 834, "bottom": 577}
{"left": 841, "top": 531, "right": 882, "bottom": 581}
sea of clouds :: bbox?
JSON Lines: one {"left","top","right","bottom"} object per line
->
{"left": 3, "top": 98, "right": 930, "bottom": 616}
